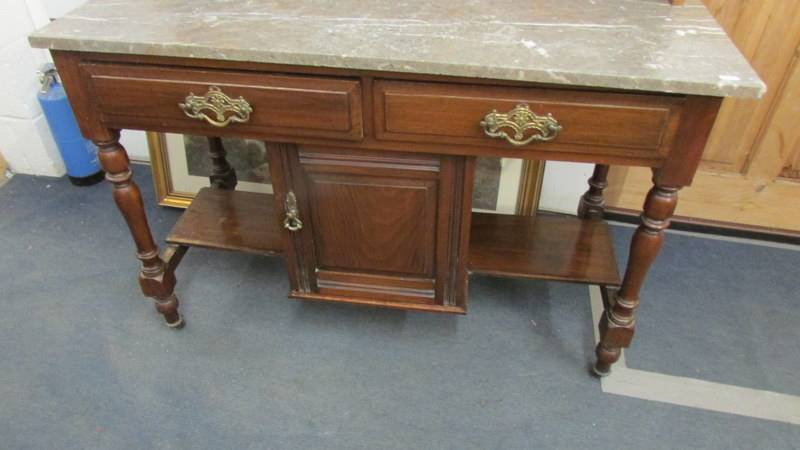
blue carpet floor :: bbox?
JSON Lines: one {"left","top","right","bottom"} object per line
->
{"left": 0, "top": 166, "right": 798, "bottom": 449}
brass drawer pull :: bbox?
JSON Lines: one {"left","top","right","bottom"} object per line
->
{"left": 480, "top": 104, "right": 562, "bottom": 146}
{"left": 179, "top": 86, "right": 253, "bottom": 127}
{"left": 283, "top": 191, "right": 303, "bottom": 232}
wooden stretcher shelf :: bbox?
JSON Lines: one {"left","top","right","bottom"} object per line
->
{"left": 168, "top": 189, "right": 620, "bottom": 288}
{"left": 166, "top": 187, "right": 283, "bottom": 255}
{"left": 468, "top": 212, "right": 621, "bottom": 286}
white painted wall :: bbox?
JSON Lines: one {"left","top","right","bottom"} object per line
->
{"left": 0, "top": 0, "right": 63, "bottom": 176}
{"left": 40, "top": 0, "right": 83, "bottom": 18}
{"left": 0, "top": 0, "right": 148, "bottom": 178}
{"left": 539, "top": 161, "right": 595, "bottom": 215}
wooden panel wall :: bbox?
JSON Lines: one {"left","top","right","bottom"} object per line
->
{"left": 605, "top": 0, "right": 800, "bottom": 232}
{"left": 766, "top": 52, "right": 800, "bottom": 181}
{"left": 700, "top": 0, "right": 800, "bottom": 176}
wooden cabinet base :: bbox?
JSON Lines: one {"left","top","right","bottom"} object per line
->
{"left": 52, "top": 51, "right": 722, "bottom": 376}
{"left": 165, "top": 177, "right": 621, "bottom": 314}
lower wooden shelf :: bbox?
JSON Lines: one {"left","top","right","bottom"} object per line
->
{"left": 468, "top": 212, "right": 621, "bottom": 286}
{"left": 167, "top": 189, "right": 620, "bottom": 287}
{"left": 166, "top": 187, "right": 283, "bottom": 255}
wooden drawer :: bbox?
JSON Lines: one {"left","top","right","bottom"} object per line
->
{"left": 374, "top": 80, "right": 685, "bottom": 159}
{"left": 80, "top": 62, "right": 363, "bottom": 140}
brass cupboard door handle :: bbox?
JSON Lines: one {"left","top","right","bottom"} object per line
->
{"left": 179, "top": 86, "right": 253, "bottom": 127}
{"left": 480, "top": 104, "right": 562, "bottom": 146}
{"left": 283, "top": 191, "right": 303, "bottom": 232}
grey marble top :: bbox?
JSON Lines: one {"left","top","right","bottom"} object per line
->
{"left": 29, "top": 0, "right": 764, "bottom": 98}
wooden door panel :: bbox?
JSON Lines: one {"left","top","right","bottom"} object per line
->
{"left": 305, "top": 173, "right": 437, "bottom": 276}
{"left": 272, "top": 145, "right": 473, "bottom": 312}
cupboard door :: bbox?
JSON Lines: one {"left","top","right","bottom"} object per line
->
{"left": 269, "top": 145, "right": 473, "bottom": 313}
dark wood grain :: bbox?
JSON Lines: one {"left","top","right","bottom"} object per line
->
{"left": 53, "top": 51, "right": 711, "bottom": 169}
{"left": 207, "top": 137, "right": 238, "bottom": 190}
{"left": 80, "top": 62, "right": 364, "bottom": 141}
{"left": 288, "top": 291, "right": 467, "bottom": 314}
{"left": 316, "top": 269, "right": 436, "bottom": 305}
{"left": 374, "top": 80, "right": 684, "bottom": 159}
{"left": 51, "top": 49, "right": 724, "bottom": 376}
{"left": 93, "top": 130, "right": 183, "bottom": 328}
{"left": 655, "top": 95, "right": 723, "bottom": 187}
{"left": 266, "top": 142, "right": 316, "bottom": 294}
{"left": 578, "top": 164, "right": 611, "bottom": 219}
{"left": 166, "top": 188, "right": 283, "bottom": 255}
{"left": 594, "top": 182, "right": 678, "bottom": 376}
{"left": 297, "top": 149, "right": 441, "bottom": 278}
{"left": 469, "top": 212, "right": 621, "bottom": 286}
{"left": 307, "top": 173, "right": 438, "bottom": 276}
{"left": 277, "top": 146, "right": 472, "bottom": 312}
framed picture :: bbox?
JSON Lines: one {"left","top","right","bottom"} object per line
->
{"left": 148, "top": 133, "right": 272, "bottom": 208}
{"left": 148, "top": 132, "right": 543, "bottom": 214}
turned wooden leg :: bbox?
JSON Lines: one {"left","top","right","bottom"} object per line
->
{"left": 593, "top": 180, "right": 678, "bottom": 376}
{"left": 94, "top": 130, "right": 184, "bottom": 328}
{"left": 208, "top": 137, "right": 238, "bottom": 190}
{"left": 578, "top": 164, "right": 609, "bottom": 220}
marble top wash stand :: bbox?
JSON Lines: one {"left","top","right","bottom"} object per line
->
{"left": 30, "top": 0, "right": 763, "bottom": 376}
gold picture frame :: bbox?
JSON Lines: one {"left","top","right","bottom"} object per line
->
{"left": 148, "top": 132, "right": 194, "bottom": 208}
{"left": 148, "top": 131, "right": 544, "bottom": 214}
{"left": 148, "top": 132, "right": 273, "bottom": 208}
{"left": 516, "top": 159, "right": 546, "bottom": 215}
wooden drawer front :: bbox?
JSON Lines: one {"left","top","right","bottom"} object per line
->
{"left": 374, "top": 80, "right": 683, "bottom": 158}
{"left": 81, "top": 63, "right": 363, "bottom": 140}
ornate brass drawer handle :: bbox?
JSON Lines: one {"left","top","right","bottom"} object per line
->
{"left": 283, "top": 191, "right": 303, "bottom": 232}
{"left": 480, "top": 104, "right": 562, "bottom": 146}
{"left": 179, "top": 86, "right": 253, "bottom": 128}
